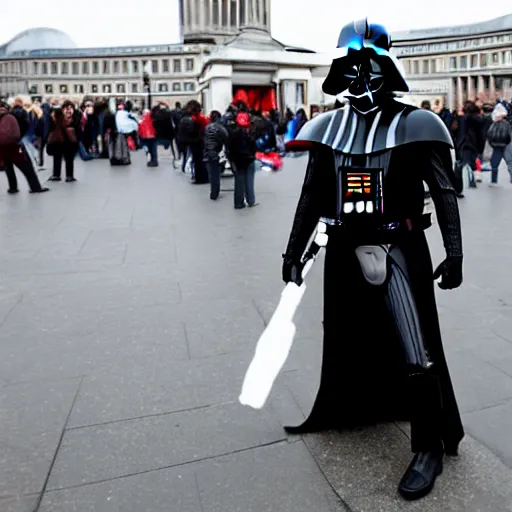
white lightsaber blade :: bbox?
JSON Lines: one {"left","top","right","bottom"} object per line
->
{"left": 238, "top": 255, "right": 318, "bottom": 410}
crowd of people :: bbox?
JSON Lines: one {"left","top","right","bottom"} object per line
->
{"left": 423, "top": 98, "right": 512, "bottom": 189}
{"left": 0, "top": 93, "right": 316, "bottom": 209}
{"left": 11, "top": 92, "right": 510, "bottom": 203}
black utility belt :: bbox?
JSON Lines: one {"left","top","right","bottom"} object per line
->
{"left": 320, "top": 214, "right": 432, "bottom": 236}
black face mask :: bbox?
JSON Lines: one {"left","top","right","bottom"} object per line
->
{"left": 343, "top": 57, "right": 384, "bottom": 115}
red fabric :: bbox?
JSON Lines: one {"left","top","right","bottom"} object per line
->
{"left": 285, "top": 140, "right": 314, "bottom": 152}
{"left": 475, "top": 158, "right": 482, "bottom": 171}
{"left": 138, "top": 112, "right": 155, "bottom": 139}
{"left": 192, "top": 113, "right": 209, "bottom": 135}
{"left": 0, "top": 145, "right": 25, "bottom": 169}
{"left": 256, "top": 151, "right": 283, "bottom": 171}
{"left": 232, "top": 87, "right": 277, "bottom": 111}
{"left": 236, "top": 113, "right": 250, "bottom": 128}
{"left": 127, "top": 136, "right": 136, "bottom": 151}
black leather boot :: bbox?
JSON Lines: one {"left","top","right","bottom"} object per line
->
{"left": 398, "top": 451, "right": 443, "bottom": 501}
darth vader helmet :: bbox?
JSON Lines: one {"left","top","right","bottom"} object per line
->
{"left": 323, "top": 19, "right": 409, "bottom": 114}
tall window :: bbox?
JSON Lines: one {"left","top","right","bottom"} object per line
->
{"left": 422, "top": 60, "right": 429, "bottom": 74}
{"left": 213, "top": 0, "right": 219, "bottom": 25}
{"left": 492, "top": 52, "right": 499, "bottom": 65}
{"left": 103, "top": 84, "right": 111, "bottom": 93}
{"left": 403, "top": 60, "right": 410, "bottom": 74}
{"left": 103, "top": 61, "right": 110, "bottom": 74}
{"left": 91, "top": 84, "right": 98, "bottom": 93}
{"left": 74, "top": 84, "right": 84, "bottom": 93}
{"left": 184, "top": 82, "right": 195, "bottom": 91}
{"left": 32, "top": 62, "right": 39, "bottom": 74}
{"left": 222, "top": 0, "right": 228, "bottom": 26}
{"left": 186, "top": 58, "right": 194, "bottom": 71}
{"left": 45, "top": 84, "right": 53, "bottom": 93}
{"left": 460, "top": 56, "right": 467, "bottom": 69}
{"left": 122, "top": 60, "right": 128, "bottom": 73}
{"left": 82, "top": 62, "right": 89, "bottom": 74}
{"left": 231, "top": 0, "right": 238, "bottom": 26}
{"left": 413, "top": 60, "right": 419, "bottom": 74}
{"left": 172, "top": 82, "right": 181, "bottom": 91}
{"left": 131, "top": 83, "right": 138, "bottom": 93}
{"left": 132, "top": 60, "right": 139, "bottom": 73}
{"left": 60, "top": 84, "right": 68, "bottom": 93}
{"left": 163, "top": 59, "right": 169, "bottom": 72}
{"left": 51, "top": 62, "right": 58, "bottom": 74}
{"left": 240, "top": 0, "right": 246, "bottom": 25}
{"left": 61, "top": 62, "right": 69, "bottom": 74}
{"left": 158, "top": 83, "right": 168, "bottom": 92}
{"left": 480, "top": 53, "right": 488, "bottom": 67}
{"left": 152, "top": 60, "right": 158, "bottom": 73}
{"left": 93, "top": 61, "right": 99, "bottom": 74}
{"left": 449, "top": 57, "right": 457, "bottom": 70}
{"left": 72, "top": 62, "right": 79, "bottom": 75}
{"left": 113, "top": 61, "right": 119, "bottom": 73}
{"left": 471, "top": 55, "right": 478, "bottom": 68}
{"left": 42, "top": 63, "right": 48, "bottom": 74}
{"left": 117, "top": 83, "right": 125, "bottom": 93}
{"left": 174, "top": 59, "right": 182, "bottom": 72}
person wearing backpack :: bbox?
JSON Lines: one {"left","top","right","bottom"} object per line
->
{"left": 487, "top": 104, "right": 512, "bottom": 186}
{"left": 0, "top": 100, "right": 49, "bottom": 194}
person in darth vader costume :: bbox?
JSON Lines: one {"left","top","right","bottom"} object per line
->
{"left": 282, "top": 19, "right": 464, "bottom": 501}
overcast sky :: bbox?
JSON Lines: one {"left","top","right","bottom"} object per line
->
{"left": 3, "top": 0, "right": 510, "bottom": 51}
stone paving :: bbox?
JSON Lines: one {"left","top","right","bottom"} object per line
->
{"left": 1, "top": 151, "right": 512, "bottom": 511}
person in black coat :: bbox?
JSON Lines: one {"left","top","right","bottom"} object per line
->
{"left": 227, "top": 112, "right": 258, "bottom": 209}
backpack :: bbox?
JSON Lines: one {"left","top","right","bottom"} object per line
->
{"left": 0, "top": 114, "right": 21, "bottom": 147}
{"left": 487, "top": 120, "right": 512, "bottom": 148}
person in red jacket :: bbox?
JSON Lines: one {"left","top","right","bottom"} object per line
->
{"left": 138, "top": 109, "right": 157, "bottom": 167}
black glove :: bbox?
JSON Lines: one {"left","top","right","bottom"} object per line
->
{"left": 282, "top": 254, "right": 303, "bottom": 286}
{"left": 433, "top": 256, "right": 463, "bottom": 290}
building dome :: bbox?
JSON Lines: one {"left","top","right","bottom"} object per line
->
{"left": 2, "top": 28, "right": 76, "bottom": 55}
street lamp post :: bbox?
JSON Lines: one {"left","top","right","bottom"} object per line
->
{"left": 143, "top": 61, "right": 152, "bottom": 110}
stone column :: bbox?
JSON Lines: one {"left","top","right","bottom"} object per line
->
{"left": 456, "top": 76, "right": 464, "bottom": 109}
{"left": 447, "top": 77, "right": 456, "bottom": 111}
{"left": 181, "top": 0, "right": 189, "bottom": 33}
{"left": 236, "top": 0, "right": 240, "bottom": 28}
{"left": 218, "top": 0, "right": 222, "bottom": 27}
{"left": 189, "top": 0, "right": 195, "bottom": 30}
{"left": 490, "top": 75, "right": 496, "bottom": 101}
{"left": 227, "top": 0, "right": 231, "bottom": 28}
{"left": 467, "top": 75, "right": 475, "bottom": 101}
{"left": 258, "top": 0, "right": 264, "bottom": 26}
{"left": 265, "top": 0, "right": 270, "bottom": 30}
{"left": 477, "top": 75, "right": 485, "bottom": 94}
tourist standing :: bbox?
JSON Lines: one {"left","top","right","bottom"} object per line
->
{"left": 47, "top": 101, "right": 81, "bottom": 182}
{"left": 228, "top": 112, "right": 258, "bottom": 209}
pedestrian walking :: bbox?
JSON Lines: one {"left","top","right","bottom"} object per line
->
{"left": 0, "top": 100, "right": 49, "bottom": 194}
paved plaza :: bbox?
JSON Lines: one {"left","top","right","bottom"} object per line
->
{"left": 2, "top": 151, "right": 512, "bottom": 511}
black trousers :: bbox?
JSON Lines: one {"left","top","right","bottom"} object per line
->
{"left": 4, "top": 145, "right": 44, "bottom": 192}
{"left": 207, "top": 159, "right": 221, "bottom": 199}
{"left": 39, "top": 141, "right": 46, "bottom": 167}
{"left": 53, "top": 147, "right": 76, "bottom": 178}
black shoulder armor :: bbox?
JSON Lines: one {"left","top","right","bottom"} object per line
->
{"left": 296, "top": 100, "right": 453, "bottom": 155}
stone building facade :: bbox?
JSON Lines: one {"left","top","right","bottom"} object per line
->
{"left": 392, "top": 14, "right": 512, "bottom": 109}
